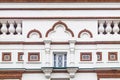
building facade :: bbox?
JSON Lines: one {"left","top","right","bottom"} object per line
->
{"left": 0, "top": 1, "right": 120, "bottom": 80}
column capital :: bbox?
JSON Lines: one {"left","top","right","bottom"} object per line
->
{"left": 69, "top": 39, "right": 76, "bottom": 49}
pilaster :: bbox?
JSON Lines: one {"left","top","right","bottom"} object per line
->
{"left": 68, "top": 38, "right": 76, "bottom": 67}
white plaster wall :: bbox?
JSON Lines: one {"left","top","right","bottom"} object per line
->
{"left": 22, "top": 73, "right": 47, "bottom": 80}
{"left": 22, "top": 20, "right": 97, "bottom": 41}
{"left": 74, "top": 73, "right": 97, "bottom": 80}
{"left": 51, "top": 73, "right": 69, "bottom": 78}
{"left": 0, "top": 3, "right": 120, "bottom": 70}
{"left": 0, "top": 43, "right": 120, "bottom": 68}
{"left": 0, "top": 10, "right": 120, "bottom": 17}
{"left": 0, "top": 3, "right": 120, "bottom": 8}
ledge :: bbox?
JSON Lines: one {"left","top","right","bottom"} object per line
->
{"left": 26, "top": 62, "right": 41, "bottom": 64}
{"left": 0, "top": 0, "right": 119, "bottom": 3}
{"left": 96, "top": 62, "right": 104, "bottom": 63}
{"left": 0, "top": 62, "right": 13, "bottom": 64}
{"left": 16, "top": 62, "right": 24, "bottom": 64}
{"left": 106, "top": 61, "right": 119, "bottom": 63}
{"left": 79, "top": 62, "right": 94, "bottom": 64}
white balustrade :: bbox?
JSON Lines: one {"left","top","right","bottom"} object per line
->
{"left": 0, "top": 20, "right": 22, "bottom": 35}
{"left": 106, "top": 21, "right": 112, "bottom": 34}
{"left": 1, "top": 21, "right": 7, "bottom": 35}
{"left": 98, "top": 20, "right": 120, "bottom": 35}
{"left": 16, "top": 21, "right": 22, "bottom": 35}
{"left": 99, "top": 21, "right": 104, "bottom": 34}
{"left": 113, "top": 21, "right": 119, "bottom": 34}
{"left": 8, "top": 21, "right": 15, "bottom": 35}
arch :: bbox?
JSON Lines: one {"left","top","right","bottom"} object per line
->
{"left": 45, "top": 21, "right": 74, "bottom": 37}
{"left": 78, "top": 29, "right": 93, "bottom": 38}
{"left": 27, "top": 29, "right": 42, "bottom": 38}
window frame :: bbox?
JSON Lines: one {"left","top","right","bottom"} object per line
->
{"left": 18, "top": 52, "right": 24, "bottom": 61}
{"left": 96, "top": 52, "right": 102, "bottom": 61}
{"left": 2, "top": 52, "right": 11, "bottom": 61}
{"left": 80, "top": 52, "right": 92, "bottom": 61}
{"left": 28, "top": 52, "right": 40, "bottom": 61}
{"left": 108, "top": 52, "right": 118, "bottom": 61}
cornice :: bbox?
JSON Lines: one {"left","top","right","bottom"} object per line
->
{"left": 0, "top": 0, "right": 120, "bottom": 3}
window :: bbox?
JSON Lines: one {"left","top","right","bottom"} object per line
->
{"left": 53, "top": 52, "right": 67, "bottom": 68}
{"left": 18, "top": 52, "right": 24, "bottom": 61}
{"left": 108, "top": 52, "right": 117, "bottom": 61}
{"left": 80, "top": 52, "right": 92, "bottom": 61}
{"left": 96, "top": 52, "right": 102, "bottom": 61}
{"left": 2, "top": 53, "right": 11, "bottom": 61}
{"left": 28, "top": 52, "right": 40, "bottom": 61}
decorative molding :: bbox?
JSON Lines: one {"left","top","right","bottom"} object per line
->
{"left": 108, "top": 52, "right": 118, "bottom": 61}
{"left": 96, "top": 52, "right": 102, "bottom": 61}
{"left": 45, "top": 21, "right": 74, "bottom": 37}
{"left": 1, "top": 41, "right": 120, "bottom": 45}
{"left": 67, "top": 67, "right": 78, "bottom": 78}
{"left": 69, "top": 39, "right": 76, "bottom": 50}
{"left": 28, "top": 52, "right": 40, "bottom": 61}
{"left": 42, "top": 67, "right": 53, "bottom": 79}
{"left": 27, "top": 29, "right": 42, "bottom": 38}
{"left": 18, "top": 52, "right": 24, "bottom": 61}
{"left": 80, "top": 52, "right": 92, "bottom": 61}
{"left": 20, "top": 16, "right": 120, "bottom": 19}
{"left": 2, "top": 8, "right": 120, "bottom": 10}
{"left": 0, "top": 0, "right": 119, "bottom": 3}
{"left": 2, "top": 52, "right": 11, "bottom": 61}
{"left": 78, "top": 29, "right": 93, "bottom": 38}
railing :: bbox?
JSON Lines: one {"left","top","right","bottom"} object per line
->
{"left": 98, "top": 20, "right": 120, "bottom": 35}
{"left": 0, "top": 20, "right": 22, "bottom": 35}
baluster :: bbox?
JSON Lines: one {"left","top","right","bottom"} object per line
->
{"left": 8, "top": 21, "right": 15, "bottom": 35}
{"left": 113, "top": 21, "right": 119, "bottom": 34}
{"left": 16, "top": 21, "right": 22, "bottom": 35}
{"left": 1, "top": 21, "right": 7, "bottom": 35}
{"left": 99, "top": 21, "right": 104, "bottom": 34}
{"left": 106, "top": 21, "right": 112, "bottom": 34}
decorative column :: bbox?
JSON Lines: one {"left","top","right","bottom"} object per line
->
{"left": 99, "top": 21, "right": 104, "bottom": 35}
{"left": 68, "top": 39, "right": 76, "bottom": 67}
{"left": 113, "top": 21, "right": 119, "bottom": 34}
{"left": 8, "top": 20, "right": 15, "bottom": 35}
{"left": 16, "top": 20, "right": 22, "bottom": 35}
{"left": 42, "top": 39, "right": 52, "bottom": 79}
{"left": 44, "top": 38, "right": 51, "bottom": 67}
{"left": 1, "top": 21, "right": 7, "bottom": 35}
{"left": 106, "top": 21, "right": 112, "bottom": 34}
{"left": 68, "top": 39, "right": 78, "bottom": 79}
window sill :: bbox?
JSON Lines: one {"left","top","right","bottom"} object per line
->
{"left": 107, "top": 61, "right": 119, "bottom": 63}
{"left": 26, "top": 61, "right": 41, "bottom": 64}
{"left": 1, "top": 62, "right": 13, "bottom": 64}
{"left": 16, "top": 61, "right": 24, "bottom": 64}
{"left": 79, "top": 62, "right": 93, "bottom": 64}
{"left": 96, "top": 61, "right": 104, "bottom": 63}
